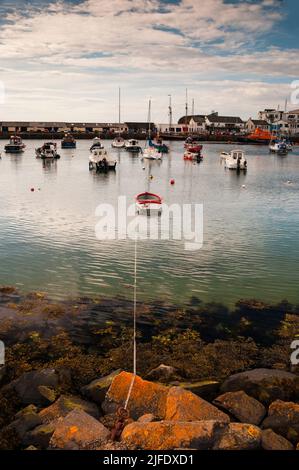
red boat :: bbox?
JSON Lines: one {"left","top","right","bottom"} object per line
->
{"left": 185, "top": 144, "right": 203, "bottom": 153}
{"left": 135, "top": 192, "right": 162, "bottom": 215}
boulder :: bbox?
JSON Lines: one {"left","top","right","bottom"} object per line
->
{"left": 102, "top": 372, "right": 169, "bottom": 420}
{"left": 50, "top": 409, "right": 109, "bottom": 450}
{"left": 23, "top": 422, "right": 57, "bottom": 449}
{"left": 172, "top": 380, "right": 220, "bottom": 401}
{"left": 37, "top": 386, "right": 56, "bottom": 404}
{"left": 39, "top": 395, "right": 99, "bottom": 424}
{"left": 213, "top": 391, "right": 266, "bottom": 425}
{"left": 122, "top": 420, "right": 225, "bottom": 450}
{"left": 146, "top": 364, "right": 179, "bottom": 383}
{"left": 10, "top": 369, "right": 60, "bottom": 405}
{"left": 137, "top": 414, "right": 156, "bottom": 423}
{"left": 81, "top": 369, "right": 121, "bottom": 404}
{"left": 0, "top": 366, "right": 6, "bottom": 385}
{"left": 213, "top": 423, "right": 261, "bottom": 450}
{"left": 262, "top": 400, "right": 299, "bottom": 443}
{"left": 7, "top": 406, "right": 42, "bottom": 439}
{"left": 220, "top": 369, "right": 299, "bottom": 405}
{"left": 165, "top": 386, "right": 230, "bottom": 423}
{"left": 261, "top": 429, "right": 294, "bottom": 451}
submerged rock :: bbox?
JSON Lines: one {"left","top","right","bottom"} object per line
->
{"left": 49, "top": 409, "right": 109, "bottom": 450}
{"left": 220, "top": 368, "right": 299, "bottom": 404}
{"left": 146, "top": 364, "right": 179, "bottom": 383}
{"left": 262, "top": 400, "right": 299, "bottom": 443}
{"left": 102, "top": 372, "right": 169, "bottom": 420}
{"left": 81, "top": 369, "right": 121, "bottom": 405}
{"left": 10, "top": 369, "right": 60, "bottom": 405}
{"left": 261, "top": 429, "right": 294, "bottom": 451}
{"left": 39, "top": 394, "right": 99, "bottom": 424}
{"left": 213, "top": 423, "right": 261, "bottom": 450}
{"left": 213, "top": 391, "right": 266, "bottom": 425}
{"left": 165, "top": 386, "right": 230, "bottom": 423}
{"left": 122, "top": 420, "right": 225, "bottom": 450}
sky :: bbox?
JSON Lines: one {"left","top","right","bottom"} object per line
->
{"left": 0, "top": 0, "right": 298, "bottom": 122}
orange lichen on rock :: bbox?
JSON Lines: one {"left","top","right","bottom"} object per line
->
{"left": 122, "top": 420, "right": 225, "bottom": 450}
{"left": 102, "top": 372, "right": 169, "bottom": 420}
{"left": 165, "top": 386, "right": 230, "bottom": 423}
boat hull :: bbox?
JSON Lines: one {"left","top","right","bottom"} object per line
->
{"left": 61, "top": 142, "right": 76, "bottom": 149}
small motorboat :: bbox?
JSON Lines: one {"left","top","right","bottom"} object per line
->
{"left": 112, "top": 136, "right": 125, "bottom": 149}
{"left": 89, "top": 147, "right": 116, "bottom": 172}
{"left": 36, "top": 142, "right": 60, "bottom": 159}
{"left": 224, "top": 150, "right": 247, "bottom": 170}
{"left": 125, "top": 139, "right": 141, "bottom": 153}
{"left": 184, "top": 151, "right": 202, "bottom": 162}
{"left": 135, "top": 192, "right": 162, "bottom": 216}
{"left": 61, "top": 133, "right": 76, "bottom": 149}
{"left": 269, "top": 139, "right": 288, "bottom": 155}
{"left": 220, "top": 151, "right": 230, "bottom": 160}
{"left": 90, "top": 137, "right": 104, "bottom": 151}
{"left": 4, "top": 136, "right": 26, "bottom": 154}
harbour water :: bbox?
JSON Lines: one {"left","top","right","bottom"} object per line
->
{"left": 1, "top": 139, "right": 299, "bottom": 308}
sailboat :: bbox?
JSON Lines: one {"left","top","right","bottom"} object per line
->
{"left": 112, "top": 88, "right": 125, "bottom": 149}
{"left": 142, "top": 99, "right": 162, "bottom": 161}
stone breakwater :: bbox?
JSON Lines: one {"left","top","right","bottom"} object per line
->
{"left": 1, "top": 368, "right": 299, "bottom": 450}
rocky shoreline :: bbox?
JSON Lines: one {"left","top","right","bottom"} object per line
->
{"left": 0, "top": 286, "right": 298, "bottom": 450}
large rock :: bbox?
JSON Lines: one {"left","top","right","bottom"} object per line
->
{"left": 165, "top": 386, "right": 230, "bottom": 423}
{"left": 39, "top": 395, "right": 99, "bottom": 424}
{"left": 146, "top": 364, "right": 179, "bottom": 383}
{"left": 102, "top": 372, "right": 169, "bottom": 420}
{"left": 173, "top": 380, "right": 220, "bottom": 401}
{"left": 7, "top": 406, "right": 42, "bottom": 439}
{"left": 221, "top": 369, "right": 299, "bottom": 405}
{"left": 122, "top": 420, "right": 225, "bottom": 450}
{"left": 262, "top": 400, "right": 299, "bottom": 443}
{"left": 24, "top": 422, "right": 57, "bottom": 449}
{"left": 10, "top": 369, "right": 60, "bottom": 405}
{"left": 81, "top": 369, "right": 121, "bottom": 405}
{"left": 50, "top": 409, "right": 110, "bottom": 450}
{"left": 213, "top": 423, "right": 261, "bottom": 450}
{"left": 261, "top": 429, "right": 294, "bottom": 451}
{"left": 213, "top": 391, "right": 266, "bottom": 425}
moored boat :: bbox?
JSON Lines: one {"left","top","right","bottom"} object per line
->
{"left": 125, "top": 139, "right": 141, "bottom": 153}
{"left": 90, "top": 137, "right": 104, "bottom": 151}
{"left": 4, "top": 136, "right": 26, "bottom": 154}
{"left": 224, "top": 150, "right": 247, "bottom": 170}
{"left": 142, "top": 146, "right": 162, "bottom": 160}
{"left": 112, "top": 136, "right": 125, "bottom": 148}
{"left": 61, "top": 133, "right": 76, "bottom": 149}
{"left": 89, "top": 147, "right": 116, "bottom": 172}
{"left": 135, "top": 192, "right": 162, "bottom": 216}
{"left": 148, "top": 138, "right": 169, "bottom": 154}
{"left": 36, "top": 142, "right": 60, "bottom": 159}
{"left": 269, "top": 139, "right": 288, "bottom": 155}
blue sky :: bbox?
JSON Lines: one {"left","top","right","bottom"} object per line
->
{"left": 0, "top": 0, "right": 298, "bottom": 122}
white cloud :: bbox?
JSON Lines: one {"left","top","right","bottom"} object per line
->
{"left": 0, "top": 0, "right": 296, "bottom": 121}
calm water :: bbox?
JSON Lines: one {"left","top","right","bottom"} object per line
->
{"left": 1, "top": 139, "right": 299, "bottom": 308}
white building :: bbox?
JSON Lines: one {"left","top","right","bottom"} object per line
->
{"left": 246, "top": 118, "right": 269, "bottom": 132}
{"left": 258, "top": 108, "right": 284, "bottom": 123}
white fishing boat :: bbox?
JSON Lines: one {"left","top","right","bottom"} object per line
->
{"left": 269, "top": 139, "right": 288, "bottom": 155}
{"left": 5, "top": 135, "right": 26, "bottom": 154}
{"left": 89, "top": 147, "right": 116, "bottom": 172}
{"left": 112, "top": 136, "right": 125, "bottom": 148}
{"left": 90, "top": 137, "right": 104, "bottom": 151}
{"left": 36, "top": 142, "right": 60, "bottom": 159}
{"left": 224, "top": 150, "right": 247, "bottom": 170}
{"left": 125, "top": 139, "right": 141, "bottom": 153}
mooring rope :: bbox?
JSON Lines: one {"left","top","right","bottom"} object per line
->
{"left": 124, "top": 235, "right": 138, "bottom": 410}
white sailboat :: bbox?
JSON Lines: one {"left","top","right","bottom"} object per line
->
{"left": 112, "top": 88, "right": 125, "bottom": 149}
{"left": 142, "top": 98, "right": 162, "bottom": 161}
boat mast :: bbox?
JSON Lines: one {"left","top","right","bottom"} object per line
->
{"left": 185, "top": 88, "right": 188, "bottom": 131}
{"left": 147, "top": 98, "right": 151, "bottom": 140}
{"left": 168, "top": 94, "right": 172, "bottom": 132}
{"left": 192, "top": 98, "right": 194, "bottom": 116}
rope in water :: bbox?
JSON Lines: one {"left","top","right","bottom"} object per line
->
{"left": 124, "top": 235, "right": 138, "bottom": 410}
